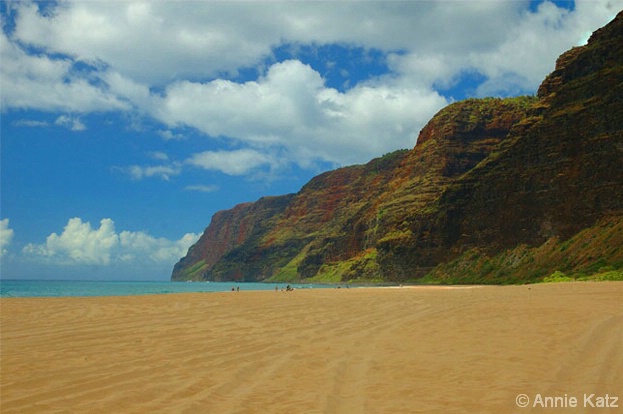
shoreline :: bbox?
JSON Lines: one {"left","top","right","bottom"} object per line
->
{"left": 2, "top": 282, "right": 621, "bottom": 413}
{"left": 4, "top": 278, "right": 616, "bottom": 300}
{"left": 2, "top": 279, "right": 616, "bottom": 301}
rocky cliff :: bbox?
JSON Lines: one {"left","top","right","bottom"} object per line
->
{"left": 172, "top": 11, "right": 623, "bottom": 283}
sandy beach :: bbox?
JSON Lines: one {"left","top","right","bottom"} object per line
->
{"left": 1, "top": 282, "right": 621, "bottom": 413}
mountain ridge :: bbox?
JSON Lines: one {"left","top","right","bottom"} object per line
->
{"left": 172, "top": 11, "right": 623, "bottom": 284}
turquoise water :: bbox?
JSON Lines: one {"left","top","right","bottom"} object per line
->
{"left": 0, "top": 280, "right": 323, "bottom": 298}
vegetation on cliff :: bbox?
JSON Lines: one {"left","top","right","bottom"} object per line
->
{"left": 422, "top": 215, "right": 623, "bottom": 284}
{"left": 172, "top": 12, "right": 623, "bottom": 284}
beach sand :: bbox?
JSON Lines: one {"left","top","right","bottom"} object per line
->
{"left": 1, "top": 282, "right": 621, "bottom": 413}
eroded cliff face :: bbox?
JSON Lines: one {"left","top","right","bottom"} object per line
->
{"left": 172, "top": 11, "right": 623, "bottom": 283}
{"left": 171, "top": 195, "right": 294, "bottom": 281}
{"left": 377, "top": 11, "right": 623, "bottom": 282}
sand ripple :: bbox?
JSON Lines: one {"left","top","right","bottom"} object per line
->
{"left": 2, "top": 283, "right": 622, "bottom": 413}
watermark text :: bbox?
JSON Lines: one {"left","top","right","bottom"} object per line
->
{"left": 516, "top": 393, "right": 619, "bottom": 409}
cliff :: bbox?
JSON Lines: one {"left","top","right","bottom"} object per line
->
{"left": 172, "top": 11, "right": 623, "bottom": 283}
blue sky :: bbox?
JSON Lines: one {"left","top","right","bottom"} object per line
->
{"left": 1, "top": 0, "right": 621, "bottom": 280}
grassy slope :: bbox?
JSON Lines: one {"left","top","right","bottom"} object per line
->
{"left": 421, "top": 215, "right": 623, "bottom": 284}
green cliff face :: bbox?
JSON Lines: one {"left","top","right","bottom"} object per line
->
{"left": 172, "top": 11, "right": 623, "bottom": 284}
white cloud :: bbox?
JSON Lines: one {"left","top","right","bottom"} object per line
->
{"left": 124, "top": 164, "right": 182, "bottom": 181}
{"left": 160, "top": 60, "right": 446, "bottom": 167}
{"left": 0, "top": 219, "right": 15, "bottom": 258}
{"left": 116, "top": 153, "right": 182, "bottom": 181}
{"left": 55, "top": 115, "right": 86, "bottom": 131}
{"left": 148, "top": 152, "right": 169, "bottom": 161}
{"left": 10, "top": 1, "right": 281, "bottom": 85}
{"left": 13, "top": 119, "right": 50, "bottom": 128}
{"left": 22, "top": 217, "right": 200, "bottom": 265}
{"left": 0, "top": 30, "right": 128, "bottom": 113}
{"left": 118, "top": 231, "right": 200, "bottom": 263}
{"left": 11, "top": 1, "right": 618, "bottom": 90}
{"left": 154, "top": 60, "right": 323, "bottom": 140}
{"left": 387, "top": 1, "right": 623, "bottom": 98}
{"left": 23, "top": 218, "right": 118, "bottom": 265}
{"left": 3, "top": 0, "right": 622, "bottom": 170}
{"left": 185, "top": 185, "right": 220, "bottom": 193}
{"left": 12, "top": 115, "right": 86, "bottom": 131}
{"left": 187, "top": 149, "right": 276, "bottom": 176}
{"left": 473, "top": 1, "right": 574, "bottom": 96}
{"left": 156, "top": 130, "right": 184, "bottom": 141}
{"left": 7, "top": 2, "right": 526, "bottom": 84}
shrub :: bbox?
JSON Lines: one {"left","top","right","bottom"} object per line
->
{"left": 542, "top": 271, "right": 574, "bottom": 283}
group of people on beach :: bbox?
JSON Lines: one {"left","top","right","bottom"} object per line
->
{"left": 231, "top": 285, "right": 295, "bottom": 292}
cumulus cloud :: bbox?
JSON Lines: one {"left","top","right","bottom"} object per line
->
{"left": 10, "top": 1, "right": 277, "bottom": 85}
{"left": 387, "top": 1, "right": 622, "bottom": 98}
{"left": 3, "top": 0, "right": 621, "bottom": 170}
{"left": 22, "top": 218, "right": 199, "bottom": 265}
{"left": 186, "top": 149, "right": 276, "bottom": 176}
{"left": 473, "top": 1, "right": 577, "bottom": 96}
{"left": 0, "top": 30, "right": 127, "bottom": 113}
{"left": 6, "top": 2, "right": 523, "bottom": 84}
{"left": 23, "top": 218, "right": 118, "bottom": 265}
{"left": 160, "top": 60, "right": 446, "bottom": 167}
{"left": 118, "top": 231, "right": 200, "bottom": 263}
{"left": 0, "top": 219, "right": 14, "bottom": 258}
{"left": 9, "top": 1, "right": 618, "bottom": 90}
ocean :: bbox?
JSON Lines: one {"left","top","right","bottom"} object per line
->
{"left": 0, "top": 280, "right": 324, "bottom": 298}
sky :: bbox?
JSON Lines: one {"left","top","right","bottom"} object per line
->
{"left": 1, "top": 0, "right": 621, "bottom": 281}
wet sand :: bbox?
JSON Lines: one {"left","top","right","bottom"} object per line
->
{"left": 1, "top": 282, "right": 621, "bottom": 413}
